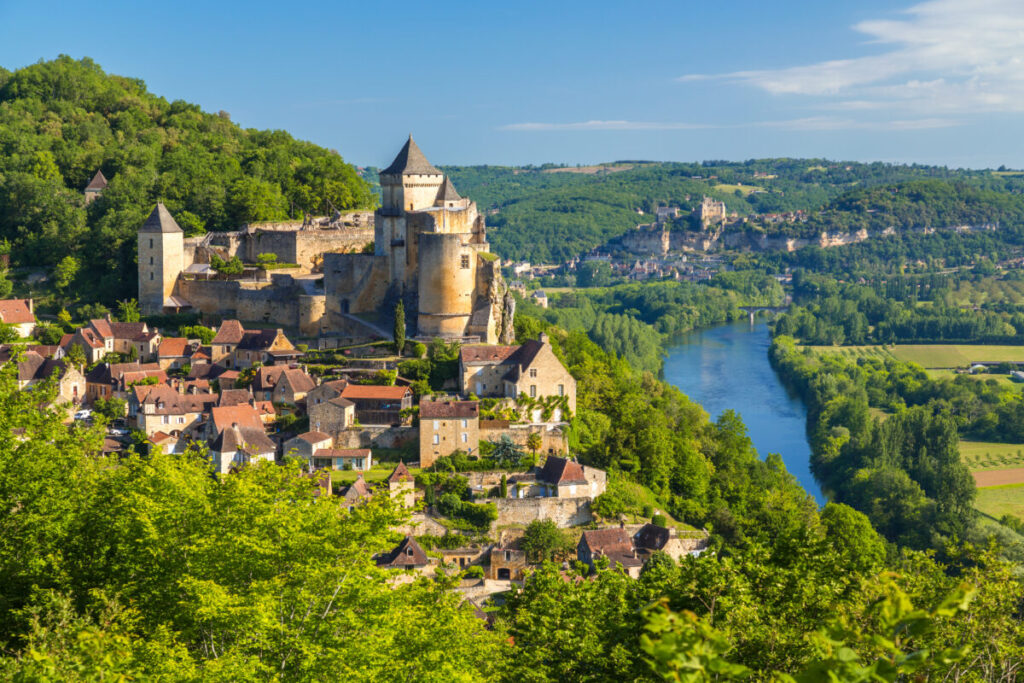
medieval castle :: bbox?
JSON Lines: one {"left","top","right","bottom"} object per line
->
{"left": 138, "top": 137, "right": 514, "bottom": 344}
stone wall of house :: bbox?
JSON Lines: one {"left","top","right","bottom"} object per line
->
{"left": 420, "top": 416, "right": 481, "bottom": 468}
{"left": 493, "top": 496, "right": 593, "bottom": 529}
{"left": 331, "top": 425, "right": 417, "bottom": 450}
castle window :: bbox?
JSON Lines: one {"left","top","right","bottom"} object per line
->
{"left": 150, "top": 273, "right": 154, "bottom": 280}
{"left": 149, "top": 239, "right": 153, "bottom": 249}
{"left": 149, "top": 256, "right": 153, "bottom": 265}
{"left": 460, "top": 254, "right": 470, "bottom": 269}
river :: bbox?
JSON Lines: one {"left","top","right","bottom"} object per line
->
{"left": 662, "top": 320, "right": 824, "bottom": 503}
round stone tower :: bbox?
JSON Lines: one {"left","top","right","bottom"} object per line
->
{"left": 417, "top": 232, "right": 475, "bottom": 337}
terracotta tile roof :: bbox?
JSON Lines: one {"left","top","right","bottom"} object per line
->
{"left": 280, "top": 368, "right": 316, "bottom": 394}
{"left": 387, "top": 462, "right": 414, "bottom": 484}
{"left": 135, "top": 384, "right": 216, "bottom": 415}
{"left": 253, "top": 400, "right": 276, "bottom": 418}
{"left": 149, "top": 431, "right": 177, "bottom": 444}
{"left": 218, "top": 389, "right": 252, "bottom": 406}
{"left": 211, "top": 425, "right": 275, "bottom": 455}
{"left": 109, "top": 322, "right": 147, "bottom": 340}
{"left": 85, "top": 169, "right": 108, "bottom": 191}
{"left": 211, "top": 320, "right": 245, "bottom": 345}
{"left": 419, "top": 399, "right": 478, "bottom": 419}
{"left": 328, "top": 396, "right": 355, "bottom": 409}
{"left": 296, "top": 431, "right": 331, "bottom": 444}
{"left": 314, "top": 448, "right": 371, "bottom": 460}
{"left": 210, "top": 404, "right": 264, "bottom": 433}
{"left": 237, "top": 329, "right": 284, "bottom": 351}
{"left": 89, "top": 318, "right": 113, "bottom": 338}
{"left": 459, "top": 345, "right": 518, "bottom": 365}
{"left": 539, "top": 456, "right": 587, "bottom": 486}
{"left": 0, "top": 299, "right": 34, "bottom": 325}
{"left": 381, "top": 135, "right": 442, "bottom": 176}
{"left": 341, "top": 475, "right": 371, "bottom": 503}
{"left": 252, "top": 365, "right": 287, "bottom": 391}
{"left": 159, "top": 338, "right": 190, "bottom": 357}
{"left": 580, "top": 528, "right": 634, "bottom": 556}
{"left": 377, "top": 536, "right": 429, "bottom": 568}
{"left": 340, "top": 384, "right": 411, "bottom": 401}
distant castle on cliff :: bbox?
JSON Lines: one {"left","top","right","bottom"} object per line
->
{"left": 138, "top": 136, "right": 514, "bottom": 344}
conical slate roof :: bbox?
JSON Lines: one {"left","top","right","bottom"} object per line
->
{"left": 140, "top": 203, "right": 183, "bottom": 233}
{"left": 85, "top": 170, "right": 108, "bottom": 191}
{"left": 435, "top": 176, "right": 462, "bottom": 203}
{"left": 381, "top": 135, "right": 442, "bottom": 176}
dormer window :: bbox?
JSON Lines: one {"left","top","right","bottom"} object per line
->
{"left": 406, "top": 548, "right": 413, "bottom": 556}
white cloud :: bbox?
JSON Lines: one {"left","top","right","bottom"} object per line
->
{"left": 680, "top": 0, "right": 1024, "bottom": 113}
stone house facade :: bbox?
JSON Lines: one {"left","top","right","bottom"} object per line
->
{"left": 459, "top": 333, "right": 576, "bottom": 419}
{"left": 418, "top": 398, "right": 479, "bottom": 468}
{"left": 306, "top": 380, "right": 355, "bottom": 435}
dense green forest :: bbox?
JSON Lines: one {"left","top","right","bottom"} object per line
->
{"left": 3, "top": 317, "right": 1024, "bottom": 679}
{"left": 775, "top": 270, "right": 1024, "bottom": 345}
{"left": 440, "top": 161, "right": 1024, "bottom": 263}
{"left": 0, "top": 56, "right": 376, "bottom": 305}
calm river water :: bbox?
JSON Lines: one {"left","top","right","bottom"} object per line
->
{"left": 662, "top": 320, "right": 824, "bottom": 503}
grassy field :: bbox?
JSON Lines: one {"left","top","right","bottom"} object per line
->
{"left": 806, "top": 344, "right": 1024, "bottom": 368}
{"left": 960, "top": 440, "right": 1024, "bottom": 471}
{"left": 713, "top": 182, "right": 764, "bottom": 197}
{"left": 975, "top": 483, "right": 1024, "bottom": 519}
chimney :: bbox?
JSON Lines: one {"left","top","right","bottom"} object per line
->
{"left": 539, "top": 332, "right": 549, "bottom": 344}
{"left": 26, "top": 298, "right": 33, "bottom": 314}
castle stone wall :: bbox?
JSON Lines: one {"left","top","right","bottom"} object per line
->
{"left": 418, "top": 232, "right": 475, "bottom": 337}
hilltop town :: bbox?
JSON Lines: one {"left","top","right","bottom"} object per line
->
{"left": 0, "top": 137, "right": 706, "bottom": 604}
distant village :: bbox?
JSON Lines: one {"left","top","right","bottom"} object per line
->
{"left": 0, "top": 137, "right": 709, "bottom": 605}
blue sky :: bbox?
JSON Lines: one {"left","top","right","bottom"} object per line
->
{"left": 1, "top": 0, "right": 1021, "bottom": 168}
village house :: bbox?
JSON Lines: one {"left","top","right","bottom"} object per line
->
{"left": 251, "top": 365, "right": 316, "bottom": 407}
{"left": 83, "top": 169, "right": 107, "bottom": 203}
{"left": 65, "top": 319, "right": 161, "bottom": 364}
{"left": 156, "top": 337, "right": 194, "bottom": 370}
{"left": 130, "top": 383, "right": 216, "bottom": 437}
{"left": 84, "top": 361, "right": 165, "bottom": 403}
{"left": 306, "top": 379, "right": 355, "bottom": 434}
{"left": 16, "top": 351, "right": 85, "bottom": 409}
{"left": 209, "top": 423, "right": 277, "bottom": 474}
{"left": 209, "top": 320, "right": 245, "bottom": 366}
{"left": 418, "top": 398, "right": 480, "bottom": 468}
{"left": 487, "top": 546, "right": 527, "bottom": 581}
{"left": 577, "top": 528, "right": 644, "bottom": 578}
{"left": 459, "top": 333, "right": 576, "bottom": 418}
{"left": 341, "top": 384, "right": 412, "bottom": 425}
{"left": 148, "top": 430, "right": 179, "bottom": 454}
{"left": 283, "top": 431, "right": 333, "bottom": 461}
{"left": 632, "top": 522, "right": 707, "bottom": 562}
{"left": 233, "top": 328, "right": 295, "bottom": 369}
{"left": 376, "top": 536, "right": 430, "bottom": 572}
{"left": 537, "top": 455, "right": 606, "bottom": 498}
{"left": 387, "top": 462, "right": 416, "bottom": 508}
{"left": 340, "top": 474, "right": 373, "bottom": 510}
{"left": 312, "top": 447, "right": 372, "bottom": 471}
{"left": 0, "top": 298, "right": 35, "bottom": 338}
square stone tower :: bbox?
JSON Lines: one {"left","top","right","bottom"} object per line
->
{"left": 138, "top": 203, "right": 184, "bottom": 315}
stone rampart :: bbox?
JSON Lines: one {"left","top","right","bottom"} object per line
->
{"left": 332, "top": 425, "right": 417, "bottom": 450}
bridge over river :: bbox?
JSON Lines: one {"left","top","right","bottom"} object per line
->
{"left": 739, "top": 305, "right": 789, "bottom": 324}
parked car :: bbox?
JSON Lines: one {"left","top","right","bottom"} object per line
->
{"left": 73, "top": 409, "right": 92, "bottom": 421}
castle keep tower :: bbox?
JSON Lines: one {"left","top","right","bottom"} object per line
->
{"left": 138, "top": 203, "right": 184, "bottom": 315}
{"left": 376, "top": 136, "right": 445, "bottom": 288}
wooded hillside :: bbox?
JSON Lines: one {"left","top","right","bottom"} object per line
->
{"left": 0, "top": 56, "right": 376, "bottom": 304}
